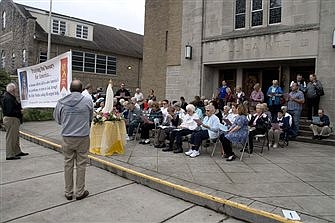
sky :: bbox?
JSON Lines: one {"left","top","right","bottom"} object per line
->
{"left": 13, "top": 0, "right": 145, "bottom": 34}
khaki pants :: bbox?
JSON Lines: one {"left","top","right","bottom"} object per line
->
{"left": 62, "top": 136, "right": 89, "bottom": 197}
{"left": 3, "top": 116, "right": 22, "bottom": 158}
{"left": 310, "top": 124, "right": 332, "bottom": 136}
{"left": 268, "top": 128, "right": 283, "bottom": 144}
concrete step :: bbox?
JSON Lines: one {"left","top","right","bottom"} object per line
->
{"left": 294, "top": 135, "right": 335, "bottom": 146}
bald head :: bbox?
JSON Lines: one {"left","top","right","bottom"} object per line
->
{"left": 70, "top": 80, "right": 83, "bottom": 93}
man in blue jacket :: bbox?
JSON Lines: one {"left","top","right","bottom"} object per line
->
{"left": 54, "top": 80, "right": 93, "bottom": 201}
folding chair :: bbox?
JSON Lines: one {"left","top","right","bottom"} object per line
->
{"left": 254, "top": 131, "right": 270, "bottom": 153}
{"left": 278, "top": 130, "right": 289, "bottom": 148}
{"left": 134, "top": 123, "right": 141, "bottom": 140}
{"left": 239, "top": 136, "right": 249, "bottom": 161}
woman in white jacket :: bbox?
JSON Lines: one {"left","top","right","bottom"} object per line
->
{"left": 163, "top": 104, "right": 199, "bottom": 153}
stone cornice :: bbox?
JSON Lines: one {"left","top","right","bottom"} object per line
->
{"left": 203, "top": 24, "right": 320, "bottom": 43}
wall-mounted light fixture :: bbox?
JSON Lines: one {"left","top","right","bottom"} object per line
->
{"left": 333, "top": 29, "right": 335, "bottom": 48}
{"left": 185, "top": 44, "right": 192, "bottom": 59}
{"left": 127, "top": 65, "right": 132, "bottom": 70}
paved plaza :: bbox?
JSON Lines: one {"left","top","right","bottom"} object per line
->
{"left": 0, "top": 131, "right": 244, "bottom": 223}
{"left": 3, "top": 121, "right": 335, "bottom": 222}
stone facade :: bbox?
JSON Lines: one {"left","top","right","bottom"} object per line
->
{"left": 1, "top": 0, "right": 143, "bottom": 94}
{"left": 0, "top": 0, "right": 35, "bottom": 74}
{"left": 143, "top": 0, "right": 335, "bottom": 119}
{"left": 142, "top": 0, "right": 182, "bottom": 101}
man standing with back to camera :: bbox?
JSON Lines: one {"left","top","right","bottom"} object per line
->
{"left": 54, "top": 80, "right": 93, "bottom": 201}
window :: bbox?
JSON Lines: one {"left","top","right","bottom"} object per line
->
{"left": 251, "top": 0, "right": 263, "bottom": 27}
{"left": 269, "top": 0, "right": 281, "bottom": 24}
{"left": 96, "top": 55, "right": 106, "bottom": 74}
{"left": 1, "top": 51, "right": 5, "bottom": 68}
{"left": 22, "top": 49, "right": 27, "bottom": 64}
{"left": 52, "top": 19, "right": 66, "bottom": 35}
{"left": 2, "top": 11, "right": 6, "bottom": 30}
{"left": 107, "top": 56, "right": 116, "bottom": 75}
{"left": 39, "top": 52, "right": 47, "bottom": 63}
{"left": 11, "top": 53, "right": 15, "bottom": 68}
{"left": 72, "top": 51, "right": 117, "bottom": 75}
{"left": 84, "top": 53, "right": 95, "bottom": 72}
{"left": 235, "top": 0, "right": 246, "bottom": 29}
{"left": 72, "top": 51, "right": 84, "bottom": 71}
{"left": 76, "top": 25, "right": 88, "bottom": 39}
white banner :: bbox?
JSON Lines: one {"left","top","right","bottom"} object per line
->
{"left": 17, "top": 51, "right": 72, "bottom": 108}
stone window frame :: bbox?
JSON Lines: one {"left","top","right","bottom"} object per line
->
{"left": 11, "top": 52, "right": 15, "bottom": 68}
{"left": 2, "top": 11, "right": 6, "bottom": 30}
{"left": 52, "top": 19, "right": 66, "bottom": 35}
{"left": 1, "top": 50, "right": 5, "bottom": 68}
{"left": 268, "top": 0, "right": 282, "bottom": 25}
{"left": 233, "top": 0, "right": 282, "bottom": 30}
{"left": 234, "top": 0, "right": 247, "bottom": 29}
{"left": 76, "top": 24, "right": 88, "bottom": 39}
{"left": 22, "top": 49, "right": 27, "bottom": 64}
{"left": 72, "top": 50, "right": 116, "bottom": 75}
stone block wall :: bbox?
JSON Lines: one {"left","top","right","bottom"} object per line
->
{"left": 317, "top": 0, "right": 335, "bottom": 120}
{"left": 0, "top": 0, "right": 35, "bottom": 74}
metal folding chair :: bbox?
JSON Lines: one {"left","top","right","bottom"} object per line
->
{"left": 239, "top": 130, "right": 250, "bottom": 161}
{"left": 254, "top": 131, "right": 270, "bottom": 153}
{"left": 134, "top": 123, "right": 141, "bottom": 140}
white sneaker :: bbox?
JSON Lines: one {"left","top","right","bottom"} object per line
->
{"left": 126, "top": 136, "right": 130, "bottom": 141}
{"left": 273, "top": 143, "right": 278, "bottom": 148}
{"left": 144, "top": 139, "right": 150, "bottom": 144}
{"left": 190, "top": 150, "right": 200, "bottom": 158}
{"left": 269, "top": 143, "right": 273, "bottom": 148}
{"left": 185, "top": 149, "right": 193, "bottom": 156}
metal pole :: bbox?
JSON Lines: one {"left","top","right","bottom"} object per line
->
{"left": 47, "top": 0, "right": 52, "bottom": 60}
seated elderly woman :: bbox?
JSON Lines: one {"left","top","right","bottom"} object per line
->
{"left": 186, "top": 105, "right": 220, "bottom": 158}
{"left": 268, "top": 110, "right": 290, "bottom": 148}
{"left": 219, "top": 104, "right": 249, "bottom": 161}
{"left": 163, "top": 104, "right": 199, "bottom": 153}
{"left": 154, "top": 106, "right": 180, "bottom": 148}
{"left": 222, "top": 103, "right": 238, "bottom": 127}
{"left": 248, "top": 103, "right": 270, "bottom": 153}
{"left": 139, "top": 101, "right": 163, "bottom": 144}
{"left": 173, "top": 102, "right": 186, "bottom": 120}
{"left": 125, "top": 101, "right": 143, "bottom": 141}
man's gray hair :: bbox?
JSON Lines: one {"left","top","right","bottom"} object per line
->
{"left": 6, "top": 83, "right": 16, "bottom": 92}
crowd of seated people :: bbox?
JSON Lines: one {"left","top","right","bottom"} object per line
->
{"left": 88, "top": 75, "right": 331, "bottom": 162}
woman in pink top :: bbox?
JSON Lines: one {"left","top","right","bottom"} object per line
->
{"left": 250, "top": 83, "right": 264, "bottom": 107}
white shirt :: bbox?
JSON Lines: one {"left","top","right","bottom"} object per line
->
{"left": 82, "top": 89, "right": 93, "bottom": 101}
{"left": 134, "top": 92, "right": 144, "bottom": 103}
{"left": 180, "top": 113, "right": 199, "bottom": 130}
{"left": 161, "top": 107, "right": 168, "bottom": 122}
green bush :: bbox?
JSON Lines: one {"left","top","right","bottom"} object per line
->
{"left": 23, "top": 108, "right": 54, "bottom": 122}
{"left": 0, "top": 69, "right": 11, "bottom": 94}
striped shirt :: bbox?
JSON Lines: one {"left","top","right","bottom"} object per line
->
{"left": 288, "top": 90, "right": 304, "bottom": 111}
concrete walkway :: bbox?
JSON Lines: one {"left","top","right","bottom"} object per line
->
{"left": 17, "top": 121, "right": 335, "bottom": 222}
{"left": 0, "top": 131, "right": 243, "bottom": 223}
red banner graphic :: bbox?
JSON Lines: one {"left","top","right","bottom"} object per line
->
{"left": 60, "top": 57, "right": 68, "bottom": 91}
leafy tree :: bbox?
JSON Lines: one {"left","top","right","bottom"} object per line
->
{"left": 0, "top": 69, "right": 11, "bottom": 95}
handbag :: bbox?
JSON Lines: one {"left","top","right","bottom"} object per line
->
{"left": 316, "top": 87, "right": 324, "bottom": 96}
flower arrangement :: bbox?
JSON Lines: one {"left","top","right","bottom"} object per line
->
{"left": 93, "top": 108, "right": 124, "bottom": 125}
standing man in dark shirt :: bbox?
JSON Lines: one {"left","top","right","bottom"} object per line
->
{"left": 1, "top": 83, "right": 29, "bottom": 160}
{"left": 309, "top": 109, "right": 331, "bottom": 139}
{"left": 217, "top": 80, "right": 228, "bottom": 109}
{"left": 115, "top": 83, "right": 131, "bottom": 101}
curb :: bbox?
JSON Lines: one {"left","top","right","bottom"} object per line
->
{"left": 19, "top": 131, "right": 301, "bottom": 223}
